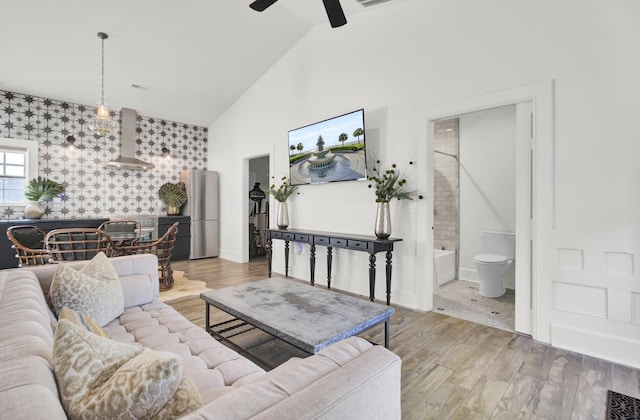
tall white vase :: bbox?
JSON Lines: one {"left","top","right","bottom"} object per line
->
{"left": 374, "top": 201, "right": 391, "bottom": 239}
{"left": 277, "top": 201, "right": 289, "bottom": 230}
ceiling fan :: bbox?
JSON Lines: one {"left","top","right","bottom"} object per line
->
{"left": 250, "top": 0, "right": 347, "bottom": 28}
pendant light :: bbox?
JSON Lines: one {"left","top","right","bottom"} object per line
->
{"left": 88, "top": 32, "right": 116, "bottom": 137}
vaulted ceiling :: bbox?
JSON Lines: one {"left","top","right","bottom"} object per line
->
{"left": 0, "top": 0, "right": 390, "bottom": 127}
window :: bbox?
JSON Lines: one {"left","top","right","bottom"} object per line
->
{"left": 0, "top": 138, "right": 39, "bottom": 205}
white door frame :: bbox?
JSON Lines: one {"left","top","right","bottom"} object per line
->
{"left": 424, "top": 80, "right": 554, "bottom": 341}
{"left": 514, "top": 101, "right": 532, "bottom": 334}
{"left": 243, "top": 153, "right": 271, "bottom": 263}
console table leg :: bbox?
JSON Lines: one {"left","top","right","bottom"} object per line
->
{"left": 310, "top": 244, "right": 316, "bottom": 286}
{"left": 284, "top": 240, "right": 290, "bottom": 277}
{"left": 385, "top": 251, "right": 393, "bottom": 306}
{"left": 327, "top": 247, "right": 333, "bottom": 289}
{"left": 205, "top": 302, "right": 211, "bottom": 334}
{"left": 369, "top": 254, "right": 376, "bottom": 302}
{"left": 267, "top": 239, "right": 272, "bottom": 278}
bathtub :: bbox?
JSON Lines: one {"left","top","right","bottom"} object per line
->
{"left": 434, "top": 249, "right": 456, "bottom": 286}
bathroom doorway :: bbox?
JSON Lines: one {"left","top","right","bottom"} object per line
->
{"left": 430, "top": 102, "right": 533, "bottom": 334}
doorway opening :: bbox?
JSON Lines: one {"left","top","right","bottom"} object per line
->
{"left": 428, "top": 100, "right": 535, "bottom": 336}
{"left": 432, "top": 105, "right": 522, "bottom": 332}
{"left": 422, "top": 81, "right": 553, "bottom": 340}
{"left": 248, "top": 155, "right": 270, "bottom": 260}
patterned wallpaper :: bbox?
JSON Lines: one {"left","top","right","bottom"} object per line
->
{"left": 0, "top": 89, "right": 208, "bottom": 219}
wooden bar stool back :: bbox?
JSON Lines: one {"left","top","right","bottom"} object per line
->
{"left": 45, "top": 228, "right": 115, "bottom": 262}
{"left": 6, "top": 225, "right": 51, "bottom": 267}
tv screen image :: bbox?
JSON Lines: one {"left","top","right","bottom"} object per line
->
{"left": 288, "top": 109, "right": 367, "bottom": 186}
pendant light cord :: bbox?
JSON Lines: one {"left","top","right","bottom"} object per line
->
{"left": 97, "top": 32, "right": 108, "bottom": 104}
{"left": 100, "top": 35, "right": 105, "bottom": 104}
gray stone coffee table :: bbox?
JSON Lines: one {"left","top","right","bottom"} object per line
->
{"left": 201, "top": 278, "right": 394, "bottom": 356}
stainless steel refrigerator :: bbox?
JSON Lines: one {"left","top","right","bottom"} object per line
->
{"left": 179, "top": 170, "right": 219, "bottom": 259}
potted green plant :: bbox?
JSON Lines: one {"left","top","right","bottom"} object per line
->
{"left": 23, "top": 176, "right": 65, "bottom": 219}
{"left": 367, "top": 161, "right": 423, "bottom": 239}
{"left": 158, "top": 182, "right": 187, "bottom": 215}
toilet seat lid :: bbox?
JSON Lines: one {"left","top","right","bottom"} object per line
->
{"left": 475, "top": 253, "right": 508, "bottom": 263}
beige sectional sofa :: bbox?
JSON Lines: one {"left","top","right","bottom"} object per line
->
{"left": 0, "top": 254, "right": 401, "bottom": 419}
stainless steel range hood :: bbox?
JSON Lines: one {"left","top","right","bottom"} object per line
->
{"left": 105, "top": 108, "right": 154, "bottom": 171}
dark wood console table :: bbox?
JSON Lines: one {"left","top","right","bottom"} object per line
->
{"left": 266, "top": 228, "right": 402, "bottom": 305}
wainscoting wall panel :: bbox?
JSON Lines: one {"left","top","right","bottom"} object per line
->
{"left": 633, "top": 293, "right": 640, "bottom": 325}
{"left": 0, "top": 89, "right": 208, "bottom": 219}
{"left": 605, "top": 251, "right": 634, "bottom": 276}
{"left": 558, "top": 248, "right": 583, "bottom": 270}
{"left": 551, "top": 230, "right": 640, "bottom": 368}
{"left": 553, "top": 282, "right": 607, "bottom": 318}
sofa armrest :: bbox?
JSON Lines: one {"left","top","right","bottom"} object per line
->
{"left": 22, "top": 254, "right": 160, "bottom": 306}
{"left": 181, "top": 337, "right": 401, "bottom": 420}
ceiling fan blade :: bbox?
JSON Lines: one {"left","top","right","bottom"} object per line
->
{"left": 250, "top": 0, "right": 279, "bottom": 12}
{"left": 322, "top": 0, "right": 347, "bottom": 28}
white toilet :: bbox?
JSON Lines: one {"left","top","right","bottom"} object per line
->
{"left": 474, "top": 231, "right": 515, "bottom": 298}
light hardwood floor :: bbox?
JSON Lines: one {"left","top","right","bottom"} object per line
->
{"left": 170, "top": 257, "right": 640, "bottom": 419}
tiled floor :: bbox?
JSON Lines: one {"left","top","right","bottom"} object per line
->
{"left": 433, "top": 279, "right": 515, "bottom": 332}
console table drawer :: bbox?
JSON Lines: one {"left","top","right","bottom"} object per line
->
{"left": 314, "top": 236, "right": 330, "bottom": 245}
{"left": 270, "top": 231, "right": 282, "bottom": 239}
{"left": 330, "top": 238, "right": 347, "bottom": 247}
{"left": 283, "top": 232, "right": 296, "bottom": 241}
{"left": 348, "top": 240, "right": 369, "bottom": 251}
{"left": 294, "top": 234, "right": 309, "bottom": 242}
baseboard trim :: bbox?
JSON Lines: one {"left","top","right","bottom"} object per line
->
{"left": 551, "top": 323, "right": 640, "bottom": 369}
{"left": 218, "top": 249, "right": 243, "bottom": 263}
{"left": 458, "top": 267, "right": 478, "bottom": 282}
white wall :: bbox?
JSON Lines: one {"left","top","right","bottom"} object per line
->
{"left": 209, "top": 0, "right": 640, "bottom": 367}
{"left": 458, "top": 106, "right": 516, "bottom": 288}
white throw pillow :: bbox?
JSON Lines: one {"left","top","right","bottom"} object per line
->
{"left": 49, "top": 252, "right": 125, "bottom": 326}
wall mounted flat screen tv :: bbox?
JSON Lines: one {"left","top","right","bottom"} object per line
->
{"left": 288, "top": 109, "right": 367, "bottom": 186}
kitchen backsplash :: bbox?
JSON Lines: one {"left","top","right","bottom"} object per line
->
{"left": 0, "top": 89, "right": 208, "bottom": 219}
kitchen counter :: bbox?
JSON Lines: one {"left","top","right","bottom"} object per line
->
{"left": 158, "top": 216, "right": 190, "bottom": 261}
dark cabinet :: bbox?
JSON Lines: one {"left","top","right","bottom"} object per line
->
{"left": 158, "top": 216, "right": 190, "bottom": 261}
{"left": 0, "top": 218, "right": 109, "bottom": 269}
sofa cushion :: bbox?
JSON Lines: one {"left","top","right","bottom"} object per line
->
{"left": 49, "top": 252, "right": 124, "bottom": 326}
{"left": 58, "top": 306, "right": 109, "bottom": 338}
{"left": 103, "top": 299, "right": 266, "bottom": 403}
{"left": 120, "top": 274, "right": 156, "bottom": 307}
{"left": 53, "top": 319, "right": 202, "bottom": 419}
